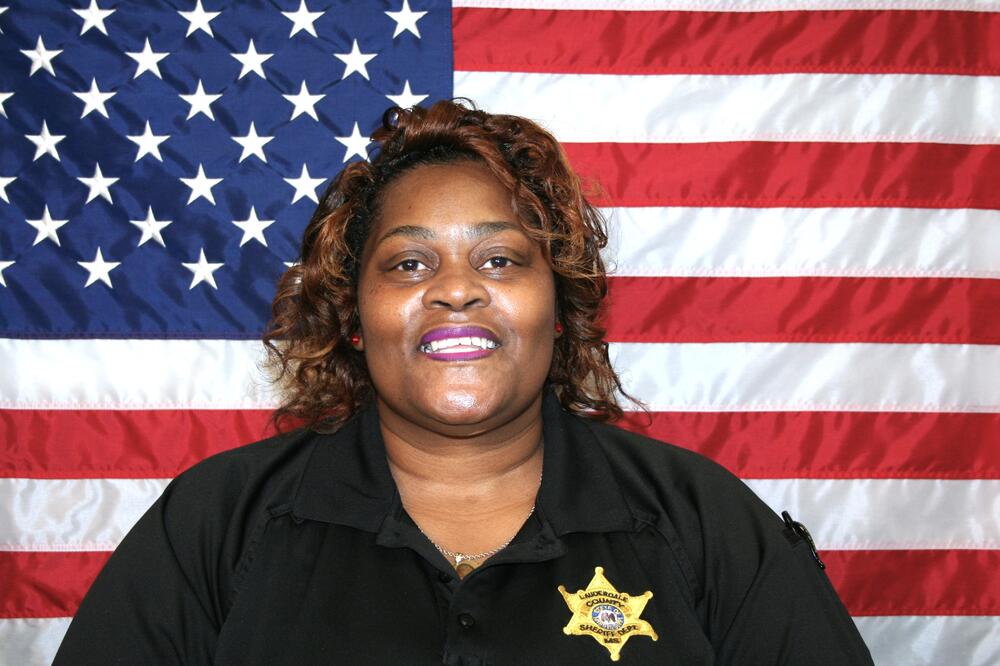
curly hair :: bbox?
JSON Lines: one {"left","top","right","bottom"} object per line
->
{"left": 264, "top": 99, "right": 635, "bottom": 431}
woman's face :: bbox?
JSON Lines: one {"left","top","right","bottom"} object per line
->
{"left": 357, "top": 160, "right": 557, "bottom": 435}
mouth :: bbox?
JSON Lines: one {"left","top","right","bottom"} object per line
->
{"left": 419, "top": 326, "right": 501, "bottom": 361}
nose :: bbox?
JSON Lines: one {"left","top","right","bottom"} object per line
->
{"left": 422, "top": 261, "right": 490, "bottom": 311}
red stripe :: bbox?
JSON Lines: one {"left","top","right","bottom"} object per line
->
{"left": 454, "top": 8, "right": 1000, "bottom": 76}
{"left": 3, "top": 549, "right": 994, "bottom": 618}
{"left": 564, "top": 142, "right": 1000, "bottom": 209}
{"left": 605, "top": 276, "right": 1000, "bottom": 345}
{"left": 5, "top": 409, "right": 999, "bottom": 480}
{"left": 823, "top": 549, "right": 1000, "bottom": 616}
{"left": 0, "top": 551, "right": 110, "bottom": 619}
{"left": 619, "top": 411, "right": 1000, "bottom": 479}
{"left": 0, "top": 409, "right": 275, "bottom": 479}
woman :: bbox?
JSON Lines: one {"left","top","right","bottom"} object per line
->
{"left": 54, "top": 100, "right": 873, "bottom": 664}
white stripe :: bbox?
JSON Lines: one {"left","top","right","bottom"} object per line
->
{"left": 0, "top": 478, "right": 169, "bottom": 551}
{"left": 454, "top": 0, "right": 1000, "bottom": 11}
{"left": 745, "top": 478, "right": 1000, "bottom": 549}
{"left": 0, "top": 618, "right": 70, "bottom": 666}
{"left": 603, "top": 207, "right": 1000, "bottom": 279}
{"left": 855, "top": 616, "right": 1000, "bottom": 666}
{"left": 5, "top": 340, "right": 999, "bottom": 412}
{"left": 611, "top": 342, "right": 1000, "bottom": 412}
{"left": 2, "top": 477, "right": 997, "bottom": 551}
{"left": 2, "top": 616, "right": 994, "bottom": 666}
{"left": 455, "top": 72, "right": 1000, "bottom": 144}
{"left": 0, "top": 338, "right": 275, "bottom": 409}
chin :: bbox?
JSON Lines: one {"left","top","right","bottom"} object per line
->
{"left": 425, "top": 390, "right": 501, "bottom": 426}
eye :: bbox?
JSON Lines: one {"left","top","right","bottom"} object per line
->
{"left": 394, "top": 258, "right": 428, "bottom": 272}
{"left": 480, "top": 256, "right": 513, "bottom": 269}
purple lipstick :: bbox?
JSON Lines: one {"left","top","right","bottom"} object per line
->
{"left": 419, "top": 326, "right": 500, "bottom": 361}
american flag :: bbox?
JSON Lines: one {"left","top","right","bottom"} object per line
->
{"left": 1, "top": 1, "right": 997, "bottom": 664}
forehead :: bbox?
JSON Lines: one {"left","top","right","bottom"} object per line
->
{"left": 374, "top": 161, "right": 520, "bottom": 235}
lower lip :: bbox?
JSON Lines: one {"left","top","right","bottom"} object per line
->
{"left": 422, "top": 347, "right": 497, "bottom": 362}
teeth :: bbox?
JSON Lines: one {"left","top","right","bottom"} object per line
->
{"left": 422, "top": 335, "right": 499, "bottom": 353}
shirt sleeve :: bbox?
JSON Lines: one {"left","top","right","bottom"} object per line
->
{"left": 51, "top": 462, "right": 235, "bottom": 665}
{"left": 711, "top": 511, "right": 875, "bottom": 665}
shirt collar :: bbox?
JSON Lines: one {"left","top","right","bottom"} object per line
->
{"left": 291, "top": 391, "right": 635, "bottom": 535}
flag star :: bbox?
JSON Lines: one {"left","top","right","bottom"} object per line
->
{"left": 126, "top": 37, "right": 168, "bottom": 79}
{"left": 77, "top": 247, "right": 120, "bottom": 288}
{"left": 183, "top": 249, "right": 224, "bottom": 289}
{"left": 25, "top": 206, "right": 69, "bottom": 246}
{"left": 0, "top": 6, "right": 7, "bottom": 34}
{"left": 334, "top": 39, "right": 377, "bottom": 80}
{"left": 282, "top": 0, "right": 322, "bottom": 37}
{"left": 0, "top": 260, "right": 13, "bottom": 287}
{"left": 386, "top": 80, "right": 428, "bottom": 109}
{"left": 232, "top": 122, "right": 274, "bottom": 163}
{"left": 284, "top": 164, "right": 324, "bottom": 204}
{"left": 73, "top": 0, "right": 115, "bottom": 36}
{"left": 179, "top": 80, "right": 221, "bottom": 120}
{"left": 233, "top": 206, "right": 275, "bottom": 247}
{"left": 130, "top": 206, "right": 172, "bottom": 247}
{"left": 127, "top": 121, "right": 169, "bottom": 162}
{"left": 0, "top": 91, "right": 11, "bottom": 117}
{"left": 0, "top": 176, "right": 14, "bottom": 203}
{"left": 77, "top": 164, "right": 119, "bottom": 204}
{"left": 73, "top": 78, "right": 115, "bottom": 118}
{"left": 20, "top": 36, "right": 62, "bottom": 77}
{"left": 336, "top": 122, "right": 370, "bottom": 162}
{"left": 231, "top": 39, "right": 272, "bottom": 79}
{"left": 25, "top": 121, "right": 65, "bottom": 161}
{"left": 180, "top": 164, "right": 222, "bottom": 205}
{"left": 283, "top": 81, "right": 324, "bottom": 121}
{"left": 178, "top": 0, "right": 220, "bottom": 37}
{"left": 386, "top": 0, "right": 426, "bottom": 39}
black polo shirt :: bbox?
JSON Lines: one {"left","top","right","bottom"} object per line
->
{"left": 54, "top": 395, "right": 874, "bottom": 665}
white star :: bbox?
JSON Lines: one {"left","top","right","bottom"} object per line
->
{"left": 283, "top": 81, "right": 324, "bottom": 121}
{"left": 179, "top": 80, "right": 221, "bottom": 120}
{"left": 20, "top": 36, "right": 62, "bottom": 77}
{"left": 386, "top": 80, "right": 427, "bottom": 109}
{"left": 282, "top": 0, "right": 322, "bottom": 37}
{"left": 183, "top": 249, "right": 224, "bottom": 289}
{"left": 231, "top": 39, "right": 272, "bottom": 80}
{"left": 127, "top": 121, "right": 169, "bottom": 162}
{"left": 386, "top": 0, "right": 426, "bottom": 38}
{"left": 0, "top": 260, "right": 13, "bottom": 288}
{"left": 0, "top": 6, "right": 7, "bottom": 34}
{"left": 233, "top": 207, "right": 275, "bottom": 247}
{"left": 336, "top": 122, "right": 370, "bottom": 162}
{"left": 126, "top": 37, "right": 168, "bottom": 79}
{"left": 77, "top": 164, "right": 119, "bottom": 204}
{"left": 178, "top": 0, "right": 220, "bottom": 37}
{"left": 0, "top": 176, "right": 14, "bottom": 203}
{"left": 130, "top": 206, "right": 172, "bottom": 247}
{"left": 180, "top": 164, "right": 222, "bottom": 205}
{"left": 232, "top": 122, "right": 274, "bottom": 163}
{"left": 334, "top": 39, "right": 377, "bottom": 80}
{"left": 25, "top": 121, "right": 65, "bottom": 162}
{"left": 77, "top": 247, "right": 120, "bottom": 288}
{"left": 73, "top": 77, "right": 115, "bottom": 118}
{"left": 73, "top": 0, "right": 115, "bottom": 36}
{"left": 284, "top": 164, "right": 325, "bottom": 204}
{"left": 25, "top": 206, "right": 69, "bottom": 246}
{"left": 0, "top": 91, "right": 11, "bottom": 117}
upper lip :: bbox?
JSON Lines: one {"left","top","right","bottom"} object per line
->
{"left": 419, "top": 326, "right": 500, "bottom": 346}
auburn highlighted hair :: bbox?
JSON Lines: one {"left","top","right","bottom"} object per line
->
{"left": 264, "top": 99, "right": 634, "bottom": 431}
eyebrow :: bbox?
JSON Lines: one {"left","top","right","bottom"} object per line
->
{"left": 376, "top": 221, "right": 519, "bottom": 246}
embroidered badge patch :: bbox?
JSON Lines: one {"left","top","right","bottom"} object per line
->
{"left": 557, "top": 566, "right": 658, "bottom": 661}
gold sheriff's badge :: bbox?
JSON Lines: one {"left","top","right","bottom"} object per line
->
{"left": 557, "top": 567, "right": 658, "bottom": 661}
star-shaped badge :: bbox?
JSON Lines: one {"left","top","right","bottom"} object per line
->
{"left": 558, "top": 567, "right": 658, "bottom": 661}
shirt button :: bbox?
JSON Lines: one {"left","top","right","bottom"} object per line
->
{"left": 457, "top": 613, "right": 476, "bottom": 629}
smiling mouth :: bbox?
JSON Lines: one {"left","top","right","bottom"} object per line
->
{"left": 419, "top": 336, "right": 499, "bottom": 354}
